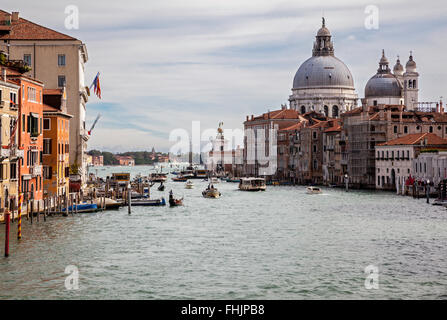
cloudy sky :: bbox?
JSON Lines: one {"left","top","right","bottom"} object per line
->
{"left": 3, "top": 0, "right": 447, "bottom": 152}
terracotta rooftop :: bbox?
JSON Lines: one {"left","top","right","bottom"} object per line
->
{"left": 378, "top": 133, "right": 447, "bottom": 146}
{"left": 324, "top": 119, "right": 342, "bottom": 133}
{"left": 280, "top": 122, "right": 305, "bottom": 131}
{"left": 248, "top": 108, "right": 301, "bottom": 121}
{"left": 0, "top": 10, "right": 77, "bottom": 41}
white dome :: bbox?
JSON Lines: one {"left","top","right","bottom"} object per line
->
{"left": 293, "top": 55, "right": 355, "bottom": 89}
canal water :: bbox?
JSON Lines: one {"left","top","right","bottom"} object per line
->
{"left": 1, "top": 165, "right": 447, "bottom": 299}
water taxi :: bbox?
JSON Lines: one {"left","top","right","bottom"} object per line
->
{"left": 185, "top": 180, "right": 194, "bottom": 189}
{"left": 172, "top": 175, "right": 187, "bottom": 182}
{"left": 239, "top": 178, "right": 266, "bottom": 191}
{"left": 131, "top": 198, "right": 166, "bottom": 206}
{"left": 306, "top": 186, "right": 322, "bottom": 194}
{"left": 149, "top": 173, "right": 167, "bottom": 182}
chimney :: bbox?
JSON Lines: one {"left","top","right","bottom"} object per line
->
{"left": 246, "top": 115, "right": 249, "bottom": 121}
{"left": 441, "top": 100, "right": 444, "bottom": 114}
{"left": 1, "top": 68, "right": 6, "bottom": 82}
{"left": 436, "top": 103, "right": 439, "bottom": 113}
{"left": 11, "top": 12, "right": 19, "bottom": 22}
{"left": 251, "top": 115, "right": 254, "bottom": 120}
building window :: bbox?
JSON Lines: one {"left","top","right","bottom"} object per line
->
{"left": 58, "top": 75, "right": 66, "bottom": 88}
{"left": 373, "top": 100, "right": 377, "bottom": 106}
{"left": 43, "top": 118, "right": 50, "bottom": 130}
{"left": 43, "top": 139, "right": 52, "bottom": 155}
{"left": 300, "top": 106, "right": 306, "bottom": 114}
{"left": 394, "top": 126, "right": 397, "bottom": 133}
{"left": 27, "top": 87, "right": 37, "bottom": 102}
{"left": 404, "top": 126, "right": 408, "bottom": 134}
{"left": 10, "top": 162, "right": 17, "bottom": 180}
{"left": 58, "top": 54, "right": 66, "bottom": 66}
{"left": 28, "top": 114, "right": 39, "bottom": 137}
{"left": 429, "top": 126, "right": 433, "bottom": 133}
{"left": 332, "top": 105, "right": 339, "bottom": 118}
{"left": 43, "top": 166, "right": 52, "bottom": 179}
{"left": 24, "top": 54, "right": 31, "bottom": 66}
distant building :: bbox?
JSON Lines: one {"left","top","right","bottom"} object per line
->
{"left": 115, "top": 155, "right": 135, "bottom": 166}
{"left": 413, "top": 151, "right": 447, "bottom": 186}
{"left": 157, "top": 155, "right": 169, "bottom": 163}
{"left": 243, "top": 106, "right": 302, "bottom": 178}
{"left": 375, "top": 133, "right": 447, "bottom": 190}
{"left": 91, "top": 155, "right": 103, "bottom": 166}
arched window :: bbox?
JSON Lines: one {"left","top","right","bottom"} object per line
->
{"left": 413, "top": 80, "right": 416, "bottom": 88}
{"left": 332, "top": 105, "right": 339, "bottom": 118}
{"left": 404, "top": 126, "right": 408, "bottom": 133}
{"left": 300, "top": 105, "right": 306, "bottom": 114}
{"left": 394, "top": 126, "right": 398, "bottom": 133}
{"left": 324, "top": 105, "right": 329, "bottom": 117}
{"left": 429, "top": 126, "right": 433, "bottom": 133}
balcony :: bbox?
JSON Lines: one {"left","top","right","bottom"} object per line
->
{"left": 1, "top": 148, "right": 10, "bottom": 158}
{"left": 30, "top": 165, "right": 42, "bottom": 177}
{"left": 10, "top": 103, "right": 18, "bottom": 111}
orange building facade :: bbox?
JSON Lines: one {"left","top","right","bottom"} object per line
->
{"left": 7, "top": 71, "right": 44, "bottom": 206}
{"left": 42, "top": 103, "right": 71, "bottom": 197}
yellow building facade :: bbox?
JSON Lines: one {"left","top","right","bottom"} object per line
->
{"left": 0, "top": 71, "right": 20, "bottom": 216}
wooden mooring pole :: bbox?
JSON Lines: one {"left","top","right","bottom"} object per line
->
{"left": 4, "top": 210, "right": 10, "bottom": 257}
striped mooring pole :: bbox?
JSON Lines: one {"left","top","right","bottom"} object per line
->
{"left": 18, "top": 194, "right": 23, "bottom": 240}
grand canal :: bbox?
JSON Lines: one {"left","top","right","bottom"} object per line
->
{"left": 1, "top": 165, "right": 447, "bottom": 299}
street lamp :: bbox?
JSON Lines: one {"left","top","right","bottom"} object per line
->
{"left": 344, "top": 174, "right": 349, "bottom": 192}
{"left": 426, "top": 179, "right": 430, "bottom": 204}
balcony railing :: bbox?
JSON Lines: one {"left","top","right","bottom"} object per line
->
{"left": 30, "top": 165, "right": 42, "bottom": 177}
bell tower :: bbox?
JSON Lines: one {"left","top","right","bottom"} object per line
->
{"left": 403, "top": 52, "right": 419, "bottom": 110}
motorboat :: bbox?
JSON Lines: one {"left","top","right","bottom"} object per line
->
{"left": 95, "top": 198, "right": 121, "bottom": 210}
{"left": 149, "top": 173, "right": 167, "bottom": 183}
{"left": 185, "top": 180, "right": 194, "bottom": 189}
{"left": 306, "top": 186, "right": 322, "bottom": 194}
{"left": 130, "top": 198, "right": 166, "bottom": 206}
{"left": 158, "top": 183, "right": 165, "bottom": 191}
{"left": 169, "top": 191, "right": 183, "bottom": 207}
{"left": 202, "top": 185, "right": 221, "bottom": 198}
{"left": 172, "top": 175, "right": 187, "bottom": 182}
{"left": 226, "top": 177, "right": 241, "bottom": 183}
{"left": 62, "top": 203, "right": 99, "bottom": 213}
{"left": 239, "top": 178, "right": 266, "bottom": 191}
